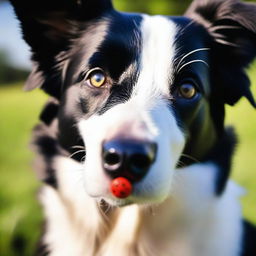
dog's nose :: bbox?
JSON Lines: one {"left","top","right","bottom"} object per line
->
{"left": 102, "top": 140, "right": 157, "bottom": 182}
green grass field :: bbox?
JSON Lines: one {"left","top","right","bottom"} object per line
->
{"left": 0, "top": 66, "right": 256, "bottom": 255}
{"left": 0, "top": 85, "right": 47, "bottom": 255}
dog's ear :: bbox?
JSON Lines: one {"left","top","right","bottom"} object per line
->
{"left": 185, "top": 0, "right": 256, "bottom": 107}
{"left": 10, "top": 0, "right": 113, "bottom": 98}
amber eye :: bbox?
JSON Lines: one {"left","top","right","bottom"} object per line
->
{"left": 86, "top": 68, "right": 106, "bottom": 88}
{"left": 178, "top": 83, "right": 197, "bottom": 99}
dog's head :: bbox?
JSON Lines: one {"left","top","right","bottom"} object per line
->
{"left": 11, "top": 0, "right": 256, "bottom": 206}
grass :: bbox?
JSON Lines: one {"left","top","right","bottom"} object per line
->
{"left": 226, "top": 65, "right": 256, "bottom": 222}
{"left": 0, "top": 85, "right": 47, "bottom": 255}
{"left": 0, "top": 65, "right": 256, "bottom": 255}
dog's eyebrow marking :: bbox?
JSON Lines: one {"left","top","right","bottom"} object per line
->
{"left": 175, "top": 47, "right": 210, "bottom": 71}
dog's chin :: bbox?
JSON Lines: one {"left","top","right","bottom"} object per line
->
{"left": 101, "top": 197, "right": 134, "bottom": 207}
{"left": 84, "top": 165, "right": 174, "bottom": 207}
{"left": 85, "top": 178, "right": 172, "bottom": 207}
{"left": 95, "top": 187, "right": 170, "bottom": 207}
{"left": 101, "top": 194, "right": 169, "bottom": 208}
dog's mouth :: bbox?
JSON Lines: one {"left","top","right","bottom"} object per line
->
{"left": 82, "top": 137, "right": 177, "bottom": 206}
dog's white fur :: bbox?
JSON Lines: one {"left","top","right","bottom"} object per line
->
{"left": 40, "top": 156, "right": 244, "bottom": 256}
{"left": 134, "top": 15, "right": 177, "bottom": 97}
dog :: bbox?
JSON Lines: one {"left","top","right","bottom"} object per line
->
{"left": 10, "top": 0, "right": 256, "bottom": 255}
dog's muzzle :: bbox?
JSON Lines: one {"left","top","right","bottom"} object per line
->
{"left": 102, "top": 139, "right": 157, "bottom": 182}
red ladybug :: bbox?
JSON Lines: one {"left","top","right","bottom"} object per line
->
{"left": 110, "top": 177, "right": 132, "bottom": 198}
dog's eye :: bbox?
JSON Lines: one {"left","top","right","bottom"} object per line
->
{"left": 178, "top": 83, "right": 197, "bottom": 99}
{"left": 86, "top": 68, "right": 106, "bottom": 88}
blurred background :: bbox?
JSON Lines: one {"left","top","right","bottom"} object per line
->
{"left": 0, "top": 0, "right": 255, "bottom": 255}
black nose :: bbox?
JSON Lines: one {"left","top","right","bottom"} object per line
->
{"left": 102, "top": 139, "right": 157, "bottom": 182}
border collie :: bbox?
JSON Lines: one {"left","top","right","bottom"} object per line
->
{"left": 10, "top": 0, "right": 256, "bottom": 255}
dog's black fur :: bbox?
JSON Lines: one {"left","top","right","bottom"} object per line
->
{"left": 10, "top": 0, "right": 256, "bottom": 255}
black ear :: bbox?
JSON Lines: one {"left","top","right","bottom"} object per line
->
{"left": 10, "top": 0, "right": 113, "bottom": 97}
{"left": 185, "top": 0, "right": 256, "bottom": 107}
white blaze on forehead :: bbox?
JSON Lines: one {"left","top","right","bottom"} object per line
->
{"left": 133, "top": 15, "right": 177, "bottom": 101}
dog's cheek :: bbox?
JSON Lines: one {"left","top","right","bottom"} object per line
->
{"left": 78, "top": 116, "right": 112, "bottom": 197}
{"left": 83, "top": 140, "right": 111, "bottom": 198}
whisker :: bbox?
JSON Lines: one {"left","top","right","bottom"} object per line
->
{"left": 176, "top": 160, "right": 187, "bottom": 168}
{"left": 175, "top": 48, "right": 210, "bottom": 71}
{"left": 81, "top": 155, "right": 86, "bottom": 163}
{"left": 69, "top": 149, "right": 86, "bottom": 159}
{"left": 180, "top": 153, "right": 200, "bottom": 164}
{"left": 210, "top": 25, "right": 241, "bottom": 32}
{"left": 81, "top": 156, "right": 86, "bottom": 162}
{"left": 97, "top": 200, "right": 113, "bottom": 220}
{"left": 215, "top": 38, "right": 238, "bottom": 47}
{"left": 177, "top": 59, "right": 209, "bottom": 74}
{"left": 210, "top": 32, "right": 227, "bottom": 39}
{"left": 71, "top": 145, "right": 85, "bottom": 150}
{"left": 176, "top": 20, "right": 195, "bottom": 37}
{"left": 210, "top": 31, "right": 239, "bottom": 47}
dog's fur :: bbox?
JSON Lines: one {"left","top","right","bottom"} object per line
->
{"left": 10, "top": 0, "right": 256, "bottom": 255}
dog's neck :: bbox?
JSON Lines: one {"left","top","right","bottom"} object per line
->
{"left": 39, "top": 155, "right": 243, "bottom": 256}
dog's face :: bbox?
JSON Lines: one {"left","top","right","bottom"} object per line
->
{"left": 11, "top": 0, "right": 256, "bottom": 206}
{"left": 59, "top": 15, "right": 217, "bottom": 205}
